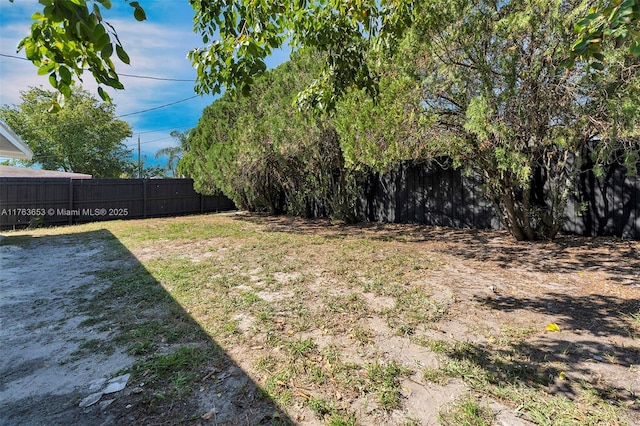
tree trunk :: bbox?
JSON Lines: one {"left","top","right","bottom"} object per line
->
{"left": 501, "top": 192, "right": 529, "bottom": 241}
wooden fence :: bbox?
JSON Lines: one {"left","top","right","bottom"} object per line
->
{"left": 360, "top": 162, "right": 640, "bottom": 239}
{"left": 2, "top": 165, "right": 638, "bottom": 238}
{"left": 0, "top": 178, "right": 236, "bottom": 230}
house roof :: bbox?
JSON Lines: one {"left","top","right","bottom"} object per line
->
{"left": 0, "top": 165, "right": 92, "bottom": 179}
{"left": 0, "top": 119, "right": 33, "bottom": 160}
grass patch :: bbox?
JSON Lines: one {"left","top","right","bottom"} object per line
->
{"left": 422, "top": 338, "right": 629, "bottom": 425}
{"left": 438, "top": 395, "right": 494, "bottom": 426}
{"left": 622, "top": 309, "right": 640, "bottom": 337}
{"left": 307, "top": 397, "right": 357, "bottom": 425}
{"left": 130, "top": 345, "right": 217, "bottom": 399}
{"left": 365, "top": 360, "right": 411, "bottom": 410}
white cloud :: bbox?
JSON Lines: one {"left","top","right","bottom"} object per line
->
{"left": 0, "top": 3, "right": 212, "bottom": 158}
{"left": 0, "top": 1, "right": 288, "bottom": 166}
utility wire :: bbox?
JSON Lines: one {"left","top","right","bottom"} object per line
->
{"left": 115, "top": 95, "right": 200, "bottom": 118}
{"left": 119, "top": 73, "right": 194, "bottom": 82}
{"left": 131, "top": 136, "right": 174, "bottom": 146}
{"left": 0, "top": 53, "right": 29, "bottom": 61}
{"left": 136, "top": 125, "right": 196, "bottom": 135}
{"left": 0, "top": 53, "right": 195, "bottom": 82}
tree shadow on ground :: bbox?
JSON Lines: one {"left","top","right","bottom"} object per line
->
{"left": 437, "top": 336, "right": 640, "bottom": 416}
{"left": 478, "top": 293, "right": 640, "bottom": 340}
{"left": 233, "top": 213, "right": 640, "bottom": 283}
{"left": 0, "top": 230, "right": 291, "bottom": 426}
{"left": 448, "top": 292, "right": 640, "bottom": 419}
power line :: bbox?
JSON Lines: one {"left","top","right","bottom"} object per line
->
{"left": 135, "top": 136, "right": 174, "bottom": 146}
{"left": 0, "top": 53, "right": 195, "bottom": 82}
{"left": 119, "top": 73, "right": 194, "bottom": 82}
{"left": 116, "top": 95, "right": 200, "bottom": 118}
{"left": 0, "top": 53, "right": 28, "bottom": 61}
{"left": 136, "top": 125, "right": 195, "bottom": 135}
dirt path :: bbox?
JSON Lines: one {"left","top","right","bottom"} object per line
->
{"left": 0, "top": 235, "right": 132, "bottom": 425}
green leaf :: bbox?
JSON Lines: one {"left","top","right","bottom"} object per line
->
{"left": 115, "top": 44, "right": 130, "bottom": 64}
{"left": 37, "top": 62, "right": 55, "bottom": 75}
{"left": 133, "top": 8, "right": 146, "bottom": 21}
{"left": 92, "top": 4, "right": 103, "bottom": 21}
{"left": 130, "top": 2, "right": 146, "bottom": 21}
{"left": 59, "top": 84, "right": 71, "bottom": 99}
{"left": 591, "top": 61, "right": 605, "bottom": 70}
{"left": 58, "top": 65, "right": 72, "bottom": 85}
{"left": 101, "top": 43, "right": 113, "bottom": 58}
{"left": 95, "top": 33, "right": 110, "bottom": 51}
{"left": 97, "top": 86, "right": 111, "bottom": 103}
{"left": 48, "top": 72, "right": 58, "bottom": 88}
{"left": 93, "top": 23, "right": 107, "bottom": 40}
{"left": 560, "top": 58, "right": 575, "bottom": 69}
{"left": 47, "top": 101, "right": 61, "bottom": 113}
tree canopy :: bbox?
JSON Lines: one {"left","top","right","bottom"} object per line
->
{"left": 9, "top": 0, "right": 146, "bottom": 108}
{"left": 12, "top": 0, "right": 640, "bottom": 105}
{"left": 337, "top": 0, "right": 640, "bottom": 240}
{"left": 181, "top": 0, "right": 640, "bottom": 241}
{"left": 180, "top": 51, "right": 367, "bottom": 220}
{"left": 0, "top": 87, "right": 134, "bottom": 178}
{"left": 155, "top": 130, "right": 190, "bottom": 178}
{"left": 571, "top": 0, "right": 640, "bottom": 68}
{"left": 13, "top": 0, "right": 414, "bottom": 108}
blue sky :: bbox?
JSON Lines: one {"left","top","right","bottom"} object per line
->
{"left": 0, "top": 1, "right": 289, "bottom": 169}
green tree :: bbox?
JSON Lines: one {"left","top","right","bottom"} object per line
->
{"left": 9, "top": 0, "right": 146, "bottom": 107}
{"left": 15, "top": 0, "right": 412, "bottom": 108}
{"left": 155, "top": 130, "right": 190, "bottom": 178}
{"left": 180, "top": 52, "right": 366, "bottom": 220}
{"left": 15, "top": 1, "right": 639, "bottom": 240}
{"left": 0, "top": 87, "right": 134, "bottom": 178}
{"left": 571, "top": 0, "right": 640, "bottom": 67}
{"left": 139, "top": 163, "right": 168, "bottom": 179}
{"left": 336, "top": 0, "right": 640, "bottom": 240}
{"left": 15, "top": 1, "right": 639, "bottom": 102}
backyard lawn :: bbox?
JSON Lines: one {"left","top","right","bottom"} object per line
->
{"left": 2, "top": 212, "right": 639, "bottom": 425}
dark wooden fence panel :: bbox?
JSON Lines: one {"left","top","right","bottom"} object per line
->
{"left": 145, "top": 180, "right": 201, "bottom": 218}
{"left": 72, "top": 179, "right": 145, "bottom": 224}
{"left": 360, "top": 162, "right": 638, "bottom": 239}
{"left": 0, "top": 178, "right": 71, "bottom": 228}
{"left": 0, "top": 178, "right": 236, "bottom": 230}
{"left": 361, "top": 163, "right": 499, "bottom": 230}
{"left": 565, "top": 163, "right": 640, "bottom": 239}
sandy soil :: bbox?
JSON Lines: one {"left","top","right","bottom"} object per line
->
{"left": 0, "top": 235, "right": 133, "bottom": 425}
{"left": 1, "top": 215, "right": 640, "bottom": 425}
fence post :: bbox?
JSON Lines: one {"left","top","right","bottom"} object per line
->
{"left": 200, "top": 192, "right": 204, "bottom": 214}
{"left": 68, "top": 179, "right": 73, "bottom": 225}
{"left": 143, "top": 179, "right": 147, "bottom": 219}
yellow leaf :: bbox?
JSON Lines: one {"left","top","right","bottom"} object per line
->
{"left": 558, "top": 371, "right": 567, "bottom": 381}
{"left": 546, "top": 323, "right": 561, "bottom": 332}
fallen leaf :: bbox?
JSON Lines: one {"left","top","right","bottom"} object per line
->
{"left": 202, "top": 410, "right": 215, "bottom": 420}
{"left": 546, "top": 323, "right": 561, "bottom": 332}
{"left": 296, "top": 390, "right": 311, "bottom": 399}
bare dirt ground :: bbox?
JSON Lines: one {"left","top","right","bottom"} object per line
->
{"left": 1, "top": 213, "right": 639, "bottom": 425}
{"left": 0, "top": 234, "right": 133, "bottom": 425}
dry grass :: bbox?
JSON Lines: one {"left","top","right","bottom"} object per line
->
{"left": 4, "top": 212, "right": 640, "bottom": 425}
